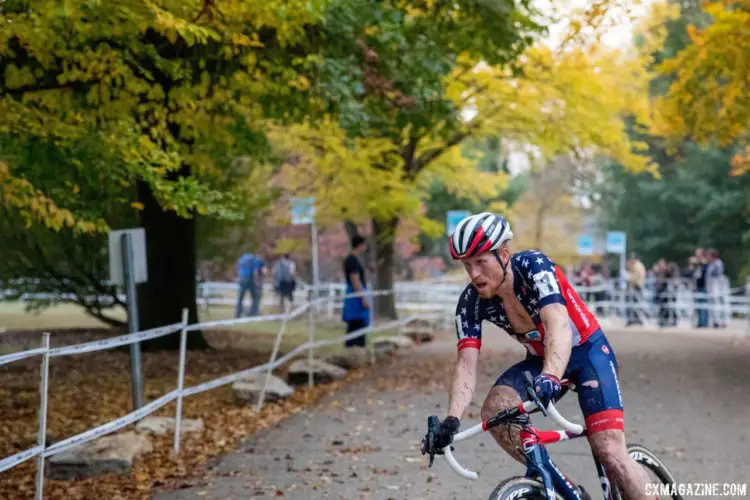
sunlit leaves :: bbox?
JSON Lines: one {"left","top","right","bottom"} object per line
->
{"left": 445, "top": 43, "right": 656, "bottom": 176}
{"left": 0, "top": 0, "right": 328, "bottom": 231}
{"left": 654, "top": 0, "right": 750, "bottom": 165}
{"left": 0, "top": 162, "right": 106, "bottom": 232}
{"left": 273, "top": 0, "right": 654, "bottom": 251}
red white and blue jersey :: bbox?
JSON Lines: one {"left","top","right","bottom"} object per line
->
{"left": 455, "top": 250, "right": 600, "bottom": 357}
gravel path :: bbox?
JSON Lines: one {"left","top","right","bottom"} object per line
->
{"left": 154, "top": 325, "right": 750, "bottom": 499}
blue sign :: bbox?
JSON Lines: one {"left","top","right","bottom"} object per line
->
{"left": 606, "top": 231, "right": 627, "bottom": 254}
{"left": 290, "top": 197, "right": 316, "bottom": 225}
{"left": 576, "top": 235, "right": 594, "bottom": 256}
{"left": 446, "top": 210, "right": 471, "bottom": 236}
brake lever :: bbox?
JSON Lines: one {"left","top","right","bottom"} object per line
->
{"left": 523, "top": 371, "right": 548, "bottom": 417}
{"left": 424, "top": 415, "right": 441, "bottom": 467}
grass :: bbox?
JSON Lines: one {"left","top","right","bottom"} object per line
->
{"left": 0, "top": 301, "right": 402, "bottom": 359}
{"left": 0, "top": 302, "right": 124, "bottom": 330}
{"left": 199, "top": 304, "right": 401, "bottom": 357}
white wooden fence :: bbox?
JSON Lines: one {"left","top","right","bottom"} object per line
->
{"left": 199, "top": 277, "right": 750, "bottom": 324}
{"left": 4, "top": 275, "right": 749, "bottom": 327}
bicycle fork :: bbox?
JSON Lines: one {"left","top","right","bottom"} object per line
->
{"left": 521, "top": 429, "right": 583, "bottom": 500}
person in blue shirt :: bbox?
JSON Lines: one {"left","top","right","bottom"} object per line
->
{"left": 342, "top": 236, "right": 370, "bottom": 347}
{"left": 236, "top": 251, "right": 265, "bottom": 317}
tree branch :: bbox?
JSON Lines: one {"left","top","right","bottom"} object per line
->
{"left": 401, "top": 136, "right": 420, "bottom": 175}
{"left": 23, "top": 235, "right": 127, "bottom": 326}
{"left": 411, "top": 129, "right": 472, "bottom": 177}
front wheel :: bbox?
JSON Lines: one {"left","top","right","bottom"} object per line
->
{"left": 616, "top": 443, "right": 683, "bottom": 500}
{"left": 488, "top": 477, "right": 563, "bottom": 500}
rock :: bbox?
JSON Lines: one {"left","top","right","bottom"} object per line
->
{"left": 325, "top": 348, "right": 371, "bottom": 369}
{"left": 402, "top": 318, "right": 438, "bottom": 344}
{"left": 47, "top": 431, "right": 152, "bottom": 480}
{"left": 406, "top": 318, "right": 433, "bottom": 329}
{"left": 372, "top": 341, "right": 396, "bottom": 359}
{"left": 135, "top": 416, "right": 204, "bottom": 437}
{"left": 286, "top": 358, "right": 347, "bottom": 385}
{"left": 402, "top": 329, "right": 435, "bottom": 344}
{"left": 371, "top": 336, "right": 415, "bottom": 360}
{"left": 233, "top": 374, "right": 294, "bottom": 404}
{"left": 373, "top": 335, "right": 415, "bottom": 350}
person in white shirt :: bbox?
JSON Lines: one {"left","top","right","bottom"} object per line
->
{"left": 705, "top": 248, "right": 726, "bottom": 328}
{"left": 272, "top": 254, "right": 297, "bottom": 311}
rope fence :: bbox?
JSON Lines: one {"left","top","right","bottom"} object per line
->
{"left": 0, "top": 288, "right": 444, "bottom": 499}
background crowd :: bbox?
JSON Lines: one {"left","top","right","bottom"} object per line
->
{"left": 572, "top": 247, "right": 731, "bottom": 328}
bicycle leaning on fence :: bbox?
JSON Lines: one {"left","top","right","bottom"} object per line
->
{"left": 421, "top": 372, "right": 681, "bottom": 500}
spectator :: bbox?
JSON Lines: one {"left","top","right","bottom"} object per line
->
{"left": 706, "top": 248, "right": 726, "bottom": 328}
{"left": 655, "top": 260, "right": 669, "bottom": 327}
{"left": 235, "top": 250, "right": 255, "bottom": 318}
{"left": 683, "top": 256, "right": 700, "bottom": 281}
{"left": 694, "top": 248, "right": 709, "bottom": 327}
{"left": 667, "top": 262, "right": 681, "bottom": 326}
{"left": 657, "top": 261, "right": 680, "bottom": 327}
{"left": 235, "top": 250, "right": 265, "bottom": 318}
{"left": 251, "top": 253, "right": 266, "bottom": 316}
{"left": 272, "top": 254, "right": 297, "bottom": 311}
{"left": 342, "top": 235, "right": 370, "bottom": 348}
{"left": 646, "top": 267, "right": 657, "bottom": 292}
{"left": 625, "top": 252, "right": 646, "bottom": 326}
{"left": 578, "top": 260, "right": 594, "bottom": 301}
{"left": 589, "top": 264, "right": 607, "bottom": 315}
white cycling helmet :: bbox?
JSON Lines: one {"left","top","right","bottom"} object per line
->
{"left": 448, "top": 212, "right": 513, "bottom": 260}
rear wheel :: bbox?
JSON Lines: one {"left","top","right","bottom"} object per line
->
{"left": 613, "top": 444, "right": 682, "bottom": 500}
{"left": 488, "top": 477, "right": 592, "bottom": 500}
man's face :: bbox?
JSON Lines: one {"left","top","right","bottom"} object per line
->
{"left": 461, "top": 248, "right": 509, "bottom": 298}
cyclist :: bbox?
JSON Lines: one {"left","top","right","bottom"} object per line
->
{"left": 424, "top": 212, "right": 654, "bottom": 499}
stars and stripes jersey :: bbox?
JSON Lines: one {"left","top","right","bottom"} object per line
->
{"left": 454, "top": 250, "right": 600, "bottom": 357}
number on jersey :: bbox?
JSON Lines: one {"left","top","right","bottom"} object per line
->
{"left": 532, "top": 270, "right": 559, "bottom": 298}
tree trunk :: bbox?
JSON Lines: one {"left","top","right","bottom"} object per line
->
{"left": 343, "top": 220, "right": 361, "bottom": 240}
{"left": 136, "top": 178, "right": 208, "bottom": 350}
{"left": 372, "top": 217, "right": 399, "bottom": 319}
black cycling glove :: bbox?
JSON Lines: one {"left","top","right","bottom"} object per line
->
{"left": 432, "top": 416, "right": 460, "bottom": 454}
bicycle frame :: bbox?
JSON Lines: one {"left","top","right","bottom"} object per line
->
{"left": 441, "top": 397, "right": 617, "bottom": 500}
{"left": 519, "top": 425, "right": 615, "bottom": 500}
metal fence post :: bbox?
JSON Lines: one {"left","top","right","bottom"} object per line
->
{"left": 34, "top": 332, "right": 50, "bottom": 500}
{"left": 327, "top": 283, "right": 334, "bottom": 319}
{"left": 173, "top": 308, "right": 189, "bottom": 455}
{"left": 308, "top": 289, "right": 315, "bottom": 388}
{"left": 121, "top": 232, "right": 145, "bottom": 410}
{"left": 368, "top": 290, "right": 377, "bottom": 365}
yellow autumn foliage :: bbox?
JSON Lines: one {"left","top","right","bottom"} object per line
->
{"left": 0, "top": 0, "right": 329, "bottom": 231}
{"left": 273, "top": 30, "right": 655, "bottom": 238}
{"left": 0, "top": 162, "right": 106, "bottom": 232}
{"left": 653, "top": 0, "right": 750, "bottom": 170}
